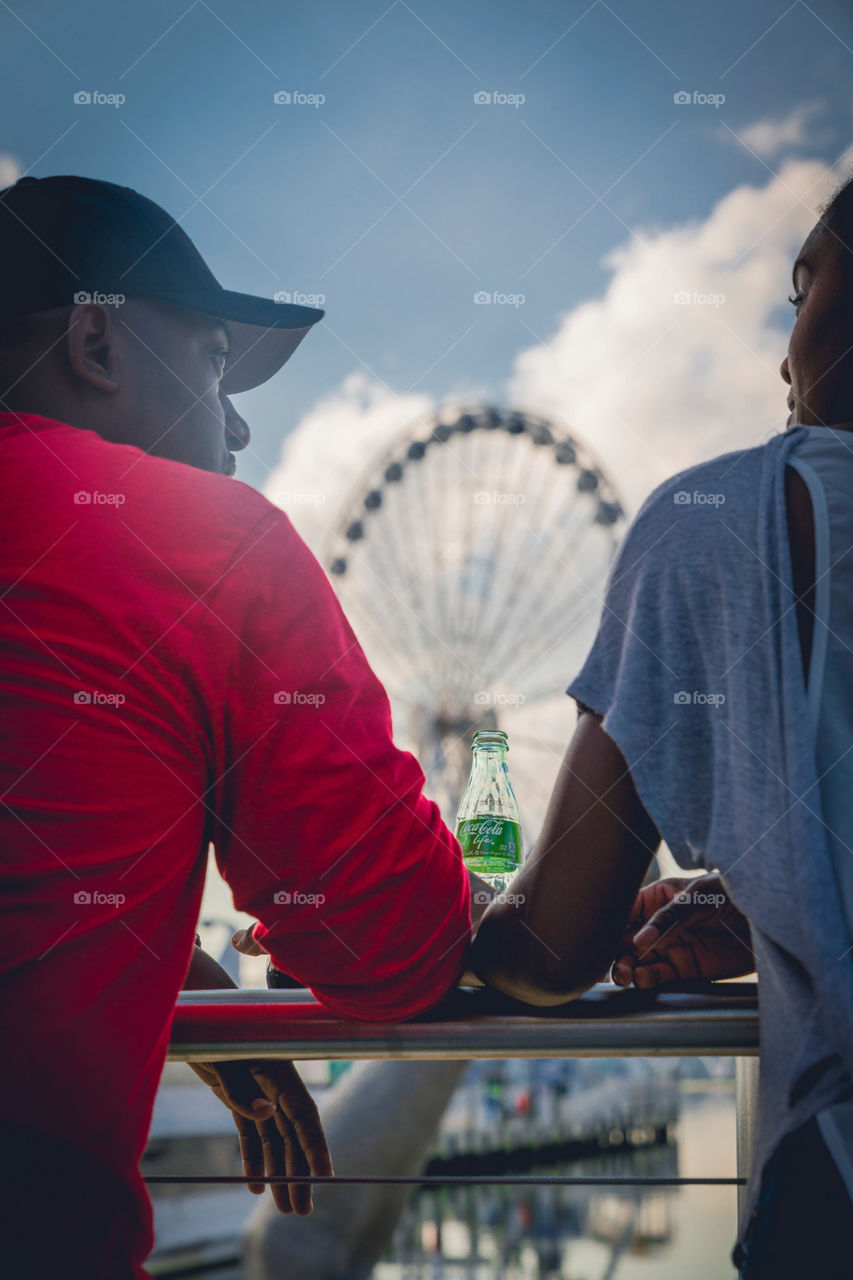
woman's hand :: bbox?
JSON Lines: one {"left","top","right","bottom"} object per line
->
{"left": 188, "top": 1058, "right": 332, "bottom": 1214}
{"left": 611, "top": 874, "right": 754, "bottom": 989}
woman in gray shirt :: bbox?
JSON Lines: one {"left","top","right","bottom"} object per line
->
{"left": 469, "top": 173, "right": 853, "bottom": 1279}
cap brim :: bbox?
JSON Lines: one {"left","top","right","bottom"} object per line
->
{"left": 150, "top": 286, "right": 324, "bottom": 394}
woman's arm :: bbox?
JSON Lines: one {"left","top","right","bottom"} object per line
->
{"left": 467, "top": 711, "right": 660, "bottom": 1004}
{"left": 184, "top": 938, "right": 238, "bottom": 990}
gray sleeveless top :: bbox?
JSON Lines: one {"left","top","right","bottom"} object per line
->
{"left": 567, "top": 423, "right": 853, "bottom": 1239}
{"left": 787, "top": 427, "right": 853, "bottom": 1196}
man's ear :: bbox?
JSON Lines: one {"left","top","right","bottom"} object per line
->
{"left": 66, "top": 303, "right": 120, "bottom": 394}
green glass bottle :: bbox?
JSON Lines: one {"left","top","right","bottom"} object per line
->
{"left": 455, "top": 730, "right": 523, "bottom": 891}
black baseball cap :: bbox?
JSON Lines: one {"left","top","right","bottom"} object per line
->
{"left": 0, "top": 174, "right": 324, "bottom": 394}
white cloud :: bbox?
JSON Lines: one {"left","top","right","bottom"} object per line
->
{"left": 268, "top": 152, "right": 853, "bottom": 528}
{"left": 723, "top": 101, "right": 825, "bottom": 160}
{"left": 263, "top": 372, "right": 435, "bottom": 551}
{"left": 508, "top": 152, "right": 851, "bottom": 514}
{"left": 0, "top": 154, "right": 21, "bottom": 188}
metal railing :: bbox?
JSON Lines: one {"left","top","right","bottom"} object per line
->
{"left": 166, "top": 980, "right": 760, "bottom": 1226}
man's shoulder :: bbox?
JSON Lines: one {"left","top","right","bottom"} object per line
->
{"left": 60, "top": 416, "right": 290, "bottom": 565}
{"left": 3, "top": 411, "right": 297, "bottom": 588}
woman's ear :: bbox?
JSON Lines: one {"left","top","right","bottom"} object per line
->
{"left": 66, "top": 302, "right": 120, "bottom": 394}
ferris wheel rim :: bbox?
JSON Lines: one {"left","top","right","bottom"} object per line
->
{"left": 321, "top": 404, "right": 628, "bottom": 576}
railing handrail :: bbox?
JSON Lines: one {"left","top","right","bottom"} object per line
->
{"left": 169, "top": 980, "right": 759, "bottom": 1063}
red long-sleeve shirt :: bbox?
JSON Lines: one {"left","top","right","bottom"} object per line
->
{"left": 0, "top": 412, "right": 470, "bottom": 1278}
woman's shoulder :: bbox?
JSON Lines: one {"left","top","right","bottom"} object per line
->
{"left": 640, "top": 439, "right": 775, "bottom": 518}
{"left": 622, "top": 440, "right": 773, "bottom": 558}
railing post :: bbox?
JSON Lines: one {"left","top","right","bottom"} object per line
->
{"left": 735, "top": 1056, "right": 759, "bottom": 1230}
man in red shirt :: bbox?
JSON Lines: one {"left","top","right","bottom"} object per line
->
{"left": 0, "top": 175, "right": 472, "bottom": 1278}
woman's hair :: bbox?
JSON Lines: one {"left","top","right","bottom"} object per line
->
{"left": 819, "top": 173, "right": 853, "bottom": 255}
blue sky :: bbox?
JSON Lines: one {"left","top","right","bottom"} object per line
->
{"left": 2, "top": 0, "right": 853, "bottom": 497}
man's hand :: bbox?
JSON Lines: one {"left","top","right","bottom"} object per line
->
{"left": 611, "top": 874, "right": 754, "bottom": 989}
{"left": 187, "top": 1058, "right": 332, "bottom": 1214}
{"left": 183, "top": 939, "right": 332, "bottom": 1212}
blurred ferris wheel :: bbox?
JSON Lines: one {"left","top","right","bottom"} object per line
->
{"left": 321, "top": 405, "right": 628, "bottom": 845}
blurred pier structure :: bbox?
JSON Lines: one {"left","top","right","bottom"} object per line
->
{"left": 143, "top": 982, "right": 756, "bottom": 1277}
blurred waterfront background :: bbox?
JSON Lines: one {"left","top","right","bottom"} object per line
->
{"left": 146, "top": 1058, "right": 737, "bottom": 1278}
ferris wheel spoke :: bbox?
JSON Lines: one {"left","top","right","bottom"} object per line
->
{"left": 481, "top": 544, "right": 588, "bottom": 688}
{"left": 473, "top": 462, "right": 589, "bottom": 676}
{"left": 500, "top": 585, "right": 606, "bottom": 697}
{"left": 467, "top": 446, "right": 540, "bottom": 673}
{"left": 344, "top": 539, "right": 447, "bottom": 700}
{"left": 485, "top": 521, "right": 608, "bottom": 686}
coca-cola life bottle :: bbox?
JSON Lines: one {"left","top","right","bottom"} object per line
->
{"left": 455, "top": 730, "right": 523, "bottom": 891}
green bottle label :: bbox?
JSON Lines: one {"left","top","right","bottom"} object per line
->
{"left": 456, "top": 818, "right": 522, "bottom": 875}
